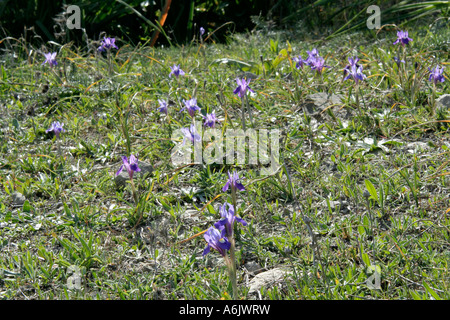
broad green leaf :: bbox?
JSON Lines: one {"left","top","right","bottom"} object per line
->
{"left": 362, "top": 252, "right": 371, "bottom": 267}
{"left": 358, "top": 225, "right": 366, "bottom": 236}
{"left": 269, "top": 38, "right": 279, "bottom": 54}
{"left": 423, "top": 282, "right": 441, "bottom": 300}
{"left": 410, "top": 290, "right": 423, "bottom": 300}
{"left": 22, "top": 200, "right": 32, "bottom": 213}
{"left": 365, "top": 179, "right": 378, "bottom": 202}
{"left": 1, "top": 65, "right": 6, "bottom": 80}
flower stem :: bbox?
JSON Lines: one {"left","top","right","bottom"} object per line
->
{"left": 228, "top": 238, "right": 238, "bottom": 299}
{"left": 108, "top": 50, "right": 112, "bottom": 76}
{"left": 130, "top": 179, "right": 139, "bottom": 205}
{"left": 245, "top": 95, "right": 254, "bottom": 128}
{"left": 228, "top": 186, "right": 239, "bottom": 299}
{"left": 431, "top": 82, "right": 436, "bottom": 116}
{"left": 241, "top": 98, "right": 246, "bottom": 131}
{"left": 51, "top": 68, "right": 62, "bottom": 84}
{"left": 57, "top": 138, "right": 62, "bottom": 159}
{"left": 355, "top": 84, "right": 362, "bottom": 117}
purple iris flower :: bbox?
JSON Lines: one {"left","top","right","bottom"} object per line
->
{"left": 393, "top": 30, "right": 413, "bottom": 46}
{"left": 293, "top": 55, "right": 306, "bottom": 69}
{"left": 202, "top": 226, "right": 231, "bottom": 257}
{"left": 344, "top": 64, "right": 366, "bottom": 84}
{"left": 42, "top": 52, "right": 58, "bottom": 67}
{"left": 343, "top": 57, "right": 366, "bottom": 84}
{"left": 157, "top": 99, "right": 168, "bottom": 115}
{"left": 214, "top": 202, "right": 247, "bottom": 236}
{"left": 46, "top": 121, "right": 65, "bottom": 138}
{"left": 346, "top": 57, "right": 360, "bottom": 68}
{"left": 222, "top": 171, "right": 245, "bottom": 192}
{"left": 393, "top": 56, "right": 405, "bottom": 67}
{"left": 308, "top": 55, "right": 330, "bottom": 74}
{"left": 343, "top": 56, "right": 360, "bottom": 75}
{"left": 181, "top": 98, "right": 201, "bottom": 117}
{"left": 116, "top": 154, "right": 141, "bottom": 180}
{"left": 200, "top": 27, "right": 205, "bottom": 37}
{"left": 306, "top": 48, "right": 319, "bottom": 61}
{"left": 303, "top": 48, "right": 321, "bottom": 67}
{"left": 98, "top": 37, "right": 118, "bottom": 52}
{"left": 169, "top": 64, "right": 185, "bottom": 78}
{"left": 203, "top": 111, "right": 218, "bottom": 128}
{"left": 181, "top": 124, "right": 201, "bottom": 145}
{"left": 428, "top": 66, "right": 445, "bottom": 84}
{"left": 233, "top": 78, "right": 255, "bottom": 99}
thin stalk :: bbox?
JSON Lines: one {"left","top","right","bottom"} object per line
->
{"left": 431, "top": 81, "right": 436, "bottom": 116}
{"left": 50, "top": 68, "right": 62, "bottom": 84}
{"left": 410, "top": 62, "right": 417, "bottom": 107}
{"left": 228, "top": 186, "right": 239, "bottom": 299}
{"left": 130, "top": 179, "right": 139, "bottom": 205}
{"left": 241, "top": 98, "right": 246, "bottom": 131}
{"left": 365, "top": 197, "right": 377, "bottom": 258}
{"left": 260, "top": 55, "right": 266, "bottom": 79}
{"left": 57, "top": 137, "right": 62, "bottom": 159}
{"left": 108, "top": 49, "right": 112, "bottom": 76}
{"left": 354, "top": 83, "right": 362, "bottom": 117}
{"left": 397, "top": 46, "right": 404, "bottom": 91}
{"left": 245, "top": 95, "right": 254, "bottom": 128}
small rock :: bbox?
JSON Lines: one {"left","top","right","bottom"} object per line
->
{"left": 247, "top": 268, "right": 292, "bottom": 294}
{"left": 244, "top": 261, "right": 264, "bottom": 275}
{"left": 302, "top": 92, "right": 345, "bottom": 119}
{"left": 114, "top": 161, "right": 153, "bottom": 186}
{"left": 11, "top": 191, "right": 26, "bottom": 206}
{"left": 326, "top": 200, "right": 350, "bottom": 214}
{"left": 404, "top": 142, "right": 431, "bottom": 154}
{"left": 436, "top": 94, "right": 450, "bottom": 109}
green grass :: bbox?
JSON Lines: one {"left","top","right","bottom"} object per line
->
{"left": 0, "top": 19, "right": 449, "bottom": 300}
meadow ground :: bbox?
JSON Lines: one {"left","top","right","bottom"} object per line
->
{"left": 0, "top": 20, "right": 449, "bottom": 300}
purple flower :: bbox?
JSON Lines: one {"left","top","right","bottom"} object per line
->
{"left": 169, "top": 64, "right": 185, "bottom": 78}
{"left": 157, "top": 99, "right": 168, "bottom": 115}
{"left": 233, "top": 78, "right": 255, "bottom": 99}
{"left": 393, "top": 30, "right": 413, "bottom": 46}
{"left": 98, "top": 37, "right": 118, "bottom": 52}
{"left": 42, "top": 52, "right": 58, "bottom": 67}
{"left": 200, "top": 27, "right": 205, "bottom": 37}
{"left": 308, "top": 55, "right": 330, "bottom": 74}
{"left": 306, "top": 48, "right": 319, "bottom": 61}
{"left": 181, "top": 98, "right": 201, "bottom": 117}
{"left": 393, "top": 56, "right": 405, "bottom": 67}
{"left": 46, "top": 121, "right": 65, "bottom": 138}
{"left": 346, "top": 57, "right": 360, "bottom": 68}
{"left": 181, "top": 124, "right": 201, "bottom": 145}
{"left": 214, "top": 202, "right": 247, "bottom": 237}
{"left": 203, "top": 111, "right": 218, "bottom": 128}
{"left": 343, "top": 56, "right": 360, "bottom": 76}
{"left": 428, "top": 66, "right": 445, "bottom": 84}
{"left": 344, "top": 57, "right": 366, "bottom": 84}
{"left": 202, "top": 226, "right": 231, "bottom": 257}
{"left": 293, "top": 55, "right": 306, "bottom": 69}
{"left": 116, "top": 154, "right": 141, "bottom": 180}
{"left": 344, "top": 64, "right": 366, "bottom": 84}
{"left": 222, "top": 171, "right": 245, "bottom": 192}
